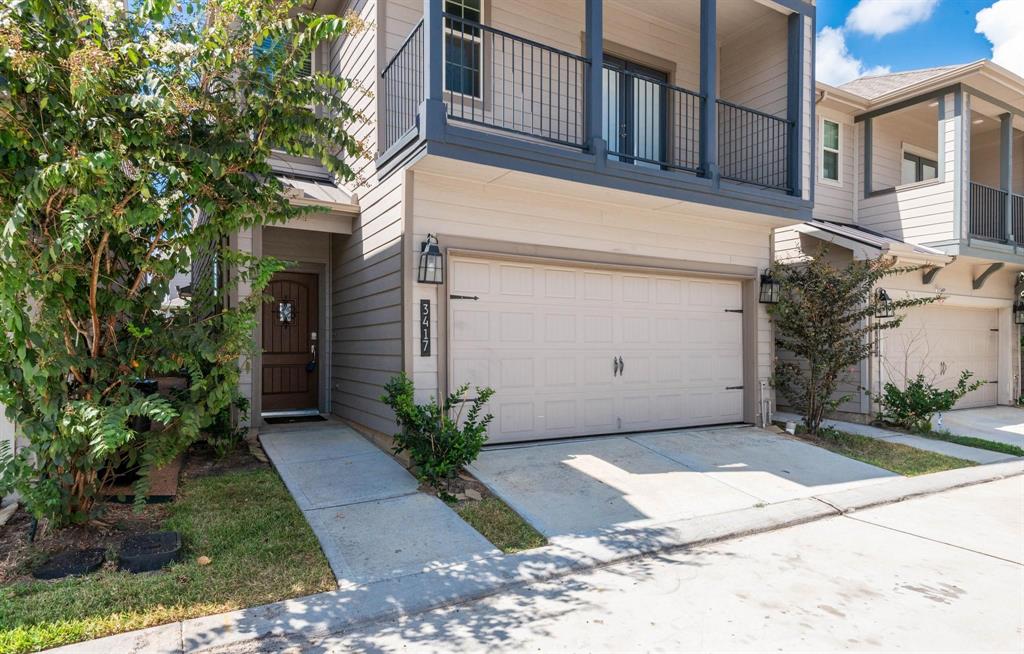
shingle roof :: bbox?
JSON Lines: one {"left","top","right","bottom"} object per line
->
{"left": 838, "top": 64, "right": 966, "bottom": 100}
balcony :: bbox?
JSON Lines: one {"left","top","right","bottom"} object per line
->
{"left": 969, "top": 182, "right": 1024, "bottom": 244}
{"left": 379, "top": 0, "right": 810, "bottom": 209}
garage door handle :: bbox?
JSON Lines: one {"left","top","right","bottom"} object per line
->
{"left": 618, "top": 356, "right": 624, "bottom": 376}
{"left": 613, "top": 356, "right": 623, "bottom": 377}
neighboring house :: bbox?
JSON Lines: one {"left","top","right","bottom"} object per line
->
{"left": 776, "top": 61, "right": 1024, "bottom": 418}
{"left": 227, "top": 0, "right": 817, "bottom": 442}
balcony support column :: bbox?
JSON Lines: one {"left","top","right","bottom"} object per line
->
{"left": 584, "top": 0, "right": 606, "bottom": 161}
{"left": 699, "top": 0, "right": 719, "bottom": 186}
{"left": 786, "top": 12, "right": 805, "bottom": 198}
{"left": 1001, "top": 113, "right": 1014, "bottom": 242}
{"left": 419, "top": 0, "right": 446, "bottom": 140}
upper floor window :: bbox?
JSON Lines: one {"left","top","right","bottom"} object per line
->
{"left": 820, "top": 119, "right": 840, "bottom": 184}
{"left": 902, "top": 151, "right": 938, "bottom": 184}
{"left": 444, "top": 0, "right": 483, "bottom": 98}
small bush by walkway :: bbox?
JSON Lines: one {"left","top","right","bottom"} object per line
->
{"left": 0, "top": 451, "right": 335, "bottom": 654}
{"left": 794, "top": 427, "right": 976, "bottom": 477}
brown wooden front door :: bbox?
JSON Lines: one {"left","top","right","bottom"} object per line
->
{"left": 262, "top": 272, "right": 319, "bottom": 413}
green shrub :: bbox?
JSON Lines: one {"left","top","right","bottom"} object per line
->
{"left": 206, "top": 397, "right": 250, "bottom": 459}
{"left": 876, "top": 371, "right": 983, "bottom": 432}
{"left": 381, "top": 373, "right": 495, "bottom": 494}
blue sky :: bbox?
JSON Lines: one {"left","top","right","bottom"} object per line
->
{"left": 816, "top": 0, "right": 1024, "bottom": 86}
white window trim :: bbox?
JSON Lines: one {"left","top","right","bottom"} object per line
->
{"left": 819, "top": 117, "right": 842, "bottom": 187}
{"left": 443, "top": 0, "right": 485, "bottom": 102}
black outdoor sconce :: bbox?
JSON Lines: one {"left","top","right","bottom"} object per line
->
{"left": 875, "top": 288, "right": 895, "bottom": 319}
{"left": 759, "top": 271, "right": 781, "bottom": 304}
{"left": 1014, "top": 300, "right": 1024, "bottom": 326}
{"left": 417, "top": 234, "right": 444, "bottom": 285}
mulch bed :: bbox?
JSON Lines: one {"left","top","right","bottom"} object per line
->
{"left": 0, "top": 440, "right": 269, "bottom": 585}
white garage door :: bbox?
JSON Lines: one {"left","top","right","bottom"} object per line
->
{"left": 883, "top": 305, "right": 998, "bottom": 409}
{"left": 449, "top": 256, "right": 745, "bottom": 443}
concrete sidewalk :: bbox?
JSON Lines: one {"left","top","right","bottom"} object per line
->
{"left": 47, "top": 457, "right": 1024, "bottom": 654}
{"left": 258, "top": 421, "right": 499, "bottom": 587}
{"left": 775, "top": 411, "right": 1018, "bottom": 464}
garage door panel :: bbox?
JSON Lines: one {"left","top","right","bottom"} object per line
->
{"left": 450, "top": 257, "right": 745, "bottom": 443}
{"left": 884, "top": 305, "right": 998, "bottom": 410}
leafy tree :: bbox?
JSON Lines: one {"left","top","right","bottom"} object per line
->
{"left": 0, "top": 0, "right": 361, "bottom": 524}
{"left": 769, "top": 253, "right": 936, "bottom": 435}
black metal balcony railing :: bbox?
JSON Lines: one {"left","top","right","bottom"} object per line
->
{"left": 380, "top": 20, "right": 424, "bottom": 153}
{"left": 717, "top": 100, "right": 792, "bottom": 192}
{"left": 379, "top": 14, "right": 795, "bottom": 194}
{"left": 1013, "top": 193, "right": 1024, "bottom": 241}
{"left": 602, "top": 66, "right": 701, "bottom": 173}
{"left": 443, "top": 13, "right": 588, "bottom": 148}
{"left": 969, "top": 182, "right": 1007, "bottom": 241}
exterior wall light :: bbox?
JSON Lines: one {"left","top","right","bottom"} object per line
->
{"left": 759, "top": 271, "right": 781, "bottom": 304}
{"left": 875, "top": 288, "right": 895, "bottom": 319}
{"left": 417, "top": 234, "right": 444, "bottom": 284}
{"left": 1014, "top": 300, "right": 1024, "bottom": 326}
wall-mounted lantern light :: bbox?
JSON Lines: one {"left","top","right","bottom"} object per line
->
{"left": 417, "top": 234, "right": 444, "bottom": 285}
{"left": 875, "top": 288, "right": 895, "bottom": 319}
{"left": 758, "top": 271, "right": 781, "bottom": 304}
{"left": 1014, "top": 300, "right": 1024, "bottom": 326}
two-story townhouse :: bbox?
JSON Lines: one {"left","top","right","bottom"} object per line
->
{"left": 777, "top": 61, "right": 1024, "bottom": 419}
{"left": 227, "top": 0, "right": 817, "bottom": 444}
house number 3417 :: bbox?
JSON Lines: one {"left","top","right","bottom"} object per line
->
{"left": 419, "top": 299, "right": 430, "bottom": 357}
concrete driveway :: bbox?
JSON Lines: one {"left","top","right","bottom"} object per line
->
{"left": 936, "top": 406, "right": 1024, "bottom": 448}
{"left": 469, "top": 426, "right": 897, "bottom": 538}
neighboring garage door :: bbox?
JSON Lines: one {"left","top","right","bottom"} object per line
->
{"left": 449, "top": 256, "right": 745, "bottom": 443}
{"left": 883, "top": 305, "right": 998, "bottom": 409}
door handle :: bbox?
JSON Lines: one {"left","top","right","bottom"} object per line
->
{"left": 618, "top": 355, "right": 624, "bottom": 376}
{"left": 613, "top": 356, "right": 619, "bottom": 377}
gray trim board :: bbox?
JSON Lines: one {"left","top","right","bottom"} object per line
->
{"left": 961, "top": 84, "right": 1024, "bottom": 120}
{"left": 425, "top": 125, "right": 812, "bottom": 221}
{"left": 787, "top": 12, "right": 804, "bottom": 198}
{"left": 1002, "top": 113, "right": 1014, "bottom": 241}
{"left": 863, "top": 117, "right": 872, "bottom": 199}
{"left": 954, "top": 88, "right": 965, "bottom": 241}
{"left": 699, "top": 0, "right": 718, "bottom": 186}
{"left": 584, "top": 0, "right": 603, "bottom": 153}
{"left": 854, "top": 84, "right": 961, "bottom": 123}
{"left": 765, "top": 0, "right": 817, "bottom": 16}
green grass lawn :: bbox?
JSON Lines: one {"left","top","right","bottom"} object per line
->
{"left": 0, "top": 469, "right": 335, "bottom": 654}
{"left": 910, "top": 430, "right": 1024, "bottom": 458}
{"left": 454, "top": 497, "right": 547, "bottom": 553}
{"left": 797, "top": 427, "right": 976, "bottom": 476}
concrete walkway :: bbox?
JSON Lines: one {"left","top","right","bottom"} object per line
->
{"left": 775, "top": 411, "right": 1017, "bottom": 464}
{"left": 258, "top": 421, "right": 499, "bottom": 587}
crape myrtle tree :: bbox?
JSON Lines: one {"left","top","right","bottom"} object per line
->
{"left": 0, "top": 0, "right": 361, "bottom": 524}
{"left": 768, "top": 252, "right": 936, "bottom": 436}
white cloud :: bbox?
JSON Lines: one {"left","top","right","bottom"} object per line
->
{"left": 976, "top": 0, "right": 1024, "bottom": 77}
{"left": 816, "top": 26, "right": 892, "bottom": 86}
{"left": 846, "top": 0, "right": 940, "bottom": 38}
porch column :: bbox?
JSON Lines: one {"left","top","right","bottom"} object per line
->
{"left": 863, "top": 117, "right": 873, "bottom": 198}
{"left": 1001, "top": 113, "right": 1014, "bottom": 242}
{"left": 699, "top": 0, "right": 718, "bottom": 185}
{"left": 420, "top": 0, "right": 446, "bottom": 139}
{"left": 584, "top": 0, "right": 606, "bottom": 159}
{"left": 786, "top": 12, "right": 805, "bottom": 198}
